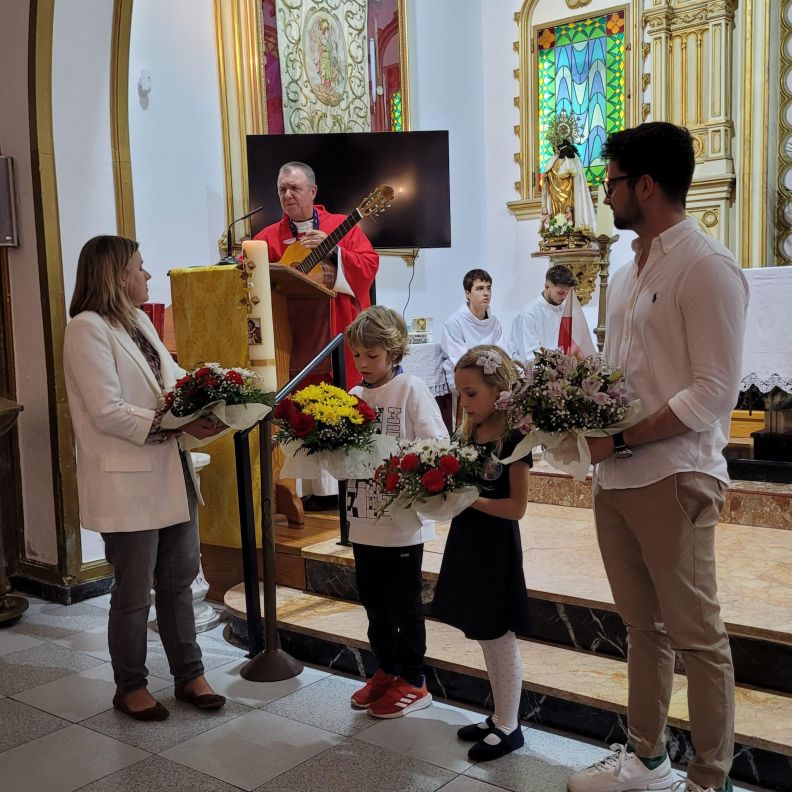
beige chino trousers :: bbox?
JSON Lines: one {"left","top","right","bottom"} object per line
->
{"left": 593, "top": 472, "right": 734, "bottom": 790}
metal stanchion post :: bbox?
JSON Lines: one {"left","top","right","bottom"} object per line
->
{"left": 240, "top": 414, "right": 303, "bottom": 681}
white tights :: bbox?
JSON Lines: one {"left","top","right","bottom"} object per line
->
{"left": 478, "top": 631, "right": 522, "bottom": 741}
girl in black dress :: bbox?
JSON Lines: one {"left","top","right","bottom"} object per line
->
{"left": 432, "top": 344, "right": 532, "bottom": 761}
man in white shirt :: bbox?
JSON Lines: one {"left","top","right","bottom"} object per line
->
{"left": 441, "top": 268, "right": 504, "bottom": 396}
{"left": 509, "top": 264, "right": 576, "bottom": 363}
{"left": 568, "top": 124, "right": 748, "bottom": 792}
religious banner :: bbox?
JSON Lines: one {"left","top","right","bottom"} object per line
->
{"left": 276, "top": 0, "right": 371, "bottom": 133}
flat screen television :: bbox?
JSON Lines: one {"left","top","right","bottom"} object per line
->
{"left": 246, "top": 131, "right": 451, "bottom": 249}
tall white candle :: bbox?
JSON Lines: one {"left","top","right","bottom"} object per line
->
{"left": 596, "top": 184, "right": 613, "bottom": 238}
{"left": 241, "top": 240, "right": 277, "bottom": 392}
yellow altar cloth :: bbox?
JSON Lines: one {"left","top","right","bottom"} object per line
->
{"left": 169, "top": 266, "right": 263, "bottom": 547}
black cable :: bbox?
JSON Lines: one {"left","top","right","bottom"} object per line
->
{"left": 402, "top": 258, "right": 417, "bottom": 318}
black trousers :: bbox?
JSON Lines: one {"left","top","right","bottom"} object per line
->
{"left": 352, "top": 543, "right": 426, "bottom": 687}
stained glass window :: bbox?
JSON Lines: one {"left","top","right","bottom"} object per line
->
{"left": 390, "top": 91, "right": 403, "bottom": 132}
{"left": 537, "top": 9, "right": 626, "bottom": 186}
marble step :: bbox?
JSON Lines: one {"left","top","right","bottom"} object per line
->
{"left": 224, "top": 584, "right": 792, "bottom": 792}
{"left": 299, "top": 503, "right": 792, "bottom": 694}
{"left": 526, "top": 459, "right": 792, "bottom": 532}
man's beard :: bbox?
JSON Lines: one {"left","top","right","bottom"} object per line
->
{"left": 613, "top": 202, "right": 644, "bottom": 231}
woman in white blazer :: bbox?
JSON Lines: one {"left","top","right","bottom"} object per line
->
{"left": 64, "top": 235, "right": 226, "bottom": 720}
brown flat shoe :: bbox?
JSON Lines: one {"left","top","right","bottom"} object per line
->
{"left": 112, "top": 693, "right": 170, "bottom": 721}
{"left": 174, "top": 685, "right": 226, "bottom": 710}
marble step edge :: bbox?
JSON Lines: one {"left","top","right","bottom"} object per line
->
{"left": 526, "top": 467, "right": 792, "bottom": 532}
{"left": 300, "top": 541, "right": 792, "bottom": 649}
{"left": 224, "top": 583, "right": 792, "bottom": 758}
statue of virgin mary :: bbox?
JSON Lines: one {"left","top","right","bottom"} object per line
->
{"left": 540, "top": 112, "right": 597, "bottom": 233}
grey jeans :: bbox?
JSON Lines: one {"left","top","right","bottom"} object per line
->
{"left": 102, "top": 454, "right": 204, "bottom": 695}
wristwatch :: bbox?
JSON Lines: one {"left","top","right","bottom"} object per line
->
{"left": 612, "top": 432, "right": 633, "bottom": 460}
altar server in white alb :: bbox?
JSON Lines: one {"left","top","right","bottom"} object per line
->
{"left": 508, "top": 264, "right": 578, "bottom": 363}
{"left": 441, "top": 269, "right": 505, "bottom": 394}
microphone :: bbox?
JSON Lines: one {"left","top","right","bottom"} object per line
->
{"left": 216, "top": 206, "right": 265, "bottom": 265}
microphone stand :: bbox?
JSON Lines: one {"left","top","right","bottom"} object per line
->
{"left": 217, "top": 206, "right": 264, "bottom": 265}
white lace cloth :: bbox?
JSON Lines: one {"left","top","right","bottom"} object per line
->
{"left": 401, "top": 342, "right": 449, "bottom": 397}
{"left": 740, "top": 266, "right": 792, "bottom": 394}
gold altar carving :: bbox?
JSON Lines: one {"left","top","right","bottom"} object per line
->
{"left": 214, "top": 0, "right": 268, "bottom": 235}
{"left": 642, "top": 0, "right": 740, "bottom": 254}
{"left": 276, "top": 0, "right": 370, "bottom": 133}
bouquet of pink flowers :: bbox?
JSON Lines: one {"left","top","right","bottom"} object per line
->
{"left": 371, "top": 439, "right": 483, "bottom": 529}
{"left": 495, "top": 348, "right": 639, "bottom": 479}
{"left": 160, "top": 363, "right": 273, "bottom": 448}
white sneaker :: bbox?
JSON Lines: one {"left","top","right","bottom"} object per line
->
{"left": 568, "top": 744, "right": 675, "bottom": 792}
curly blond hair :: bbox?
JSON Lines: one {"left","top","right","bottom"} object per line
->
{"left": 345, "top": 305, "right": 409, "bottom": 364}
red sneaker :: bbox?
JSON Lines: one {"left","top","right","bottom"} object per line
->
{"left": 368, "top": 677, "right": 432, "bottom": 719}
{"left": 350, "top": 669, "right": 397, "bottom": 709}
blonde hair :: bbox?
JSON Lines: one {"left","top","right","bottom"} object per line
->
{"left": 454, "top": 344, "right": 519, "bottom": 448}
{"left": 69, "top": 236, "right": 140, "bottom": 333}
{"left": 345, "top": 305, "right": 409, "bottom": 364}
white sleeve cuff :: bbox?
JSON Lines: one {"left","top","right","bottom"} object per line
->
{"left": 332, "top": 249, "right": 355, "bottom": 297}
{"left": 668, "top": 392, "right": 719, "bottom": 433}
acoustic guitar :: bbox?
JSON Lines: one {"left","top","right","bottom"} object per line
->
{"left": 274, "top": 184, "right": 395, "bottom": 284}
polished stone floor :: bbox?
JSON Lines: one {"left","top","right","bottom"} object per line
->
{"left": 0, "top": 594, "right": 773, "bottom": 792}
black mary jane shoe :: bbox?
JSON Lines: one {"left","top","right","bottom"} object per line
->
{"left": 174, "top": 684, "right": 226, "bottom": 710}
{"left": 457, "top": 716, "right": 496, "bottom": 741}
{"left": 468, "top": 725, "right": 525, "bottom": 761}
{"left": 112, "top": 693, "right": 170, "bottom": 721}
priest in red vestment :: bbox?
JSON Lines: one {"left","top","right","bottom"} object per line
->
{"left": 254, "top": 161, "right": 378, "bottom": 510}
{"left": 253, "top": 161, "right": 379, "bottom": 389}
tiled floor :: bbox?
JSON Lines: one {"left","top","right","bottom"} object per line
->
{"left": 0, "top": 595, "right": 771, "bottom": 792}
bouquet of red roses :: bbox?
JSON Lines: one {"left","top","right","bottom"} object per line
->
{"left": 371, "top": 439, "right": 483, "bottom": 529}
{"left": 274, "top": 383, "right": 398, "bottom": 480}
{"left": 160, "top": 363, "right": 273, "bottom": 448}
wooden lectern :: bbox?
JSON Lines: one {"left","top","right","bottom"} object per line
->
{"left": 268, "top": 264, "right": 335, "bottom": 526}
{"left": 169, "top": 262, "right": 334, "bottom": 540}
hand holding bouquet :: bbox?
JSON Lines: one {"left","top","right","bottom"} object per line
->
{"left": 371, "top": 439, "right": 483, "bottom": 530}
{"left": 160, "top": 363, "right": 273, "bottom": 449}
{"left": 274, "top": 383, "right": 397, "bottom": 480}
{"left": 495, "top": 348, "right": 639, "bottom": 480}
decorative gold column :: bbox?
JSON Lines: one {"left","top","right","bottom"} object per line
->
{"left": 110, "top": 0, "right": 135, "bottom": 239}
{"left": 214, "top": 0, "right": 268, "bottom": 247}
{"left": 643, "top": 1, "right": 737, "bottom": 250}
{"left": 775, "top": 1, "right": 792, "bottom": 264}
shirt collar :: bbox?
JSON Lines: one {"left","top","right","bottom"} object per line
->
{"left": 358, "top": 364, "right": 404, "bottom": 389}
{"left": 460, "top": 301, "right": 491, "bottom": 324}
{"left": 630, "top": 216, "right": 698, "bottom": 258}
{"left": 539, "top": 292, "right": 564, "bottom": 312}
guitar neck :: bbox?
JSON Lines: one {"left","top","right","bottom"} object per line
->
{"left": 296, "top": 209, "right": 363, "bottom": 274}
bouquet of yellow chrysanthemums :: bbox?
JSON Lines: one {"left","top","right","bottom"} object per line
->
{"left": 274, "top": 383, "right": 397, "bottom": 480}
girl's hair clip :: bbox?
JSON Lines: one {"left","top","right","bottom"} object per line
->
{"left": 476, "top": 350, "right": 502, "bottom": 375}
